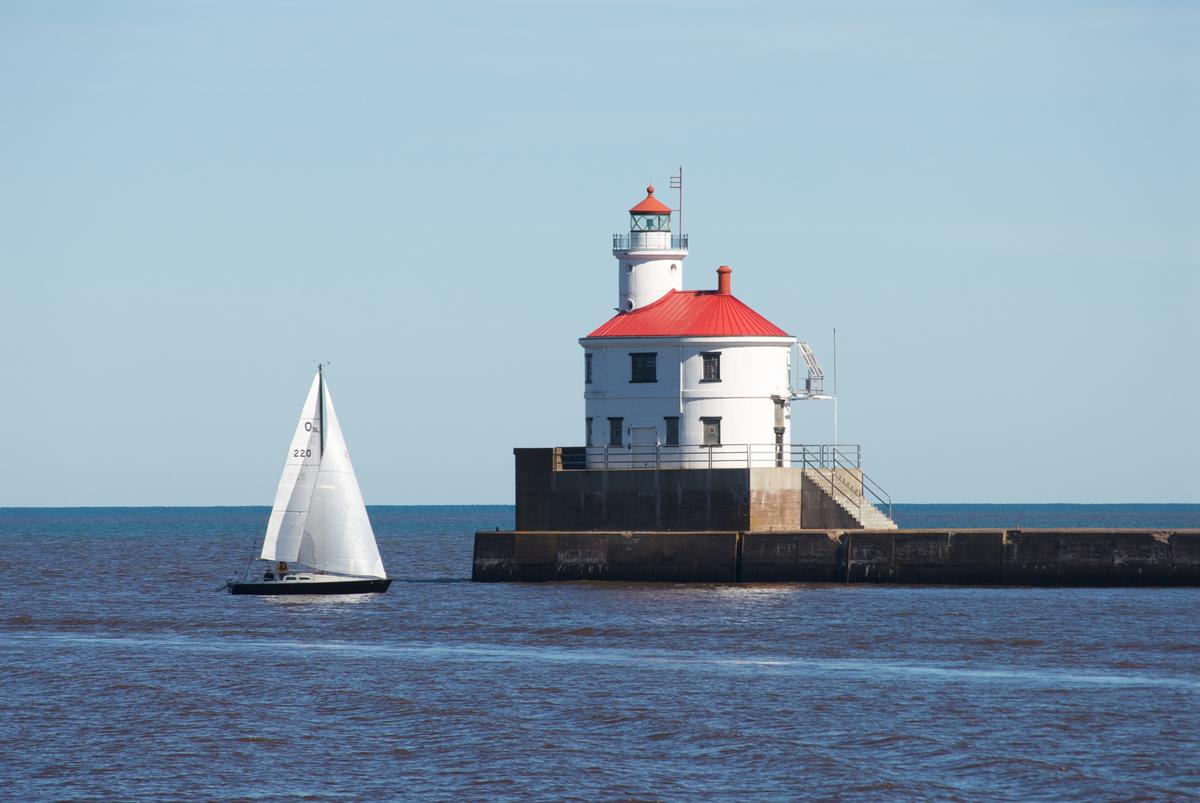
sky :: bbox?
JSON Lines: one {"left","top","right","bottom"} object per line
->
{"left": 2, "top": 1, "right": 1196, "bottom": 505}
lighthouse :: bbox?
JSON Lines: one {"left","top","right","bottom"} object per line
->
{"left": 472, "top": 178, "right": 897, "bottom": 584}
{"left": 582, "top": 184, "right": 798, "bottom": 467}
{"left": 471, "top": 184, "right": 1170, "bottom": 585}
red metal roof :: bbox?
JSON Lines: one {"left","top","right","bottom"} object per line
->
{"left": 629, "top": 184, "right": 673, "bottom": 214}
{"left": 585, "top": 290, "right": 791, "bottom": 338}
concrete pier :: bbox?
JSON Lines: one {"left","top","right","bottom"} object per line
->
{"left": 472, "top": 529, "right": 1200, "bottom": 585}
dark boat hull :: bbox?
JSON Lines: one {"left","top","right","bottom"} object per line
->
{"left": 229, "top": 578, "right": 392, "bottom": 595}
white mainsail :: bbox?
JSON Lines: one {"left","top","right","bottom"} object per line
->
{"left": 297, "top": 382, "right": 387, "bottom": 578}
{"left": 260, "top": 373, "right": 323, "bottom": 563}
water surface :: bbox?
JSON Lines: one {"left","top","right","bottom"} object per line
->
{"left": 1, "top": 505, "right": 1197, "bottom": 800}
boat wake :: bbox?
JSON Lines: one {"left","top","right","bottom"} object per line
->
{"left": 9, "top": 632, "right": 1198, "bottom": 692}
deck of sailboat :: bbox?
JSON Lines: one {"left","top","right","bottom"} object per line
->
{"left": 230, "top": 573, "right": 391, "bottom": 595}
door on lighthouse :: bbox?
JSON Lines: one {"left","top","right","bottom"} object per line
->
{"left": 630, "top": 426, "right": 659, "bottom": 469}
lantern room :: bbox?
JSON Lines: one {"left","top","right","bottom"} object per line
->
{"left": 629, "top": 185, "right": 672, "bottom": 232}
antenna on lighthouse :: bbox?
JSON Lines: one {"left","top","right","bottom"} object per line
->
{"left": 669, "top": 166, "right": 683, "bottom": 238}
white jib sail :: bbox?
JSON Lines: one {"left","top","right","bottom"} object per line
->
{"left": 298, "top": 380, "right": 387, "bottom": 578}
{"left": 260, "top": 373, "right": 323, "bottom": 563}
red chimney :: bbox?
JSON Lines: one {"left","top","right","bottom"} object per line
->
{"left": 716, "top": 265, "right": 732, "bottom": 295}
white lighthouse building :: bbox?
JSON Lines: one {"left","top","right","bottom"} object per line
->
{"left": 581, "top": 184, "right": 798, "bottom": 468}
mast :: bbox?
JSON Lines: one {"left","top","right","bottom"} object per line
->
{"left": 318, "top": 362, "right": 327, "bottom": 454}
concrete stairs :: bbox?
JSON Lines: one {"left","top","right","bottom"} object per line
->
{"left": 803, "top": 469, "right": 898, "bottom": 530}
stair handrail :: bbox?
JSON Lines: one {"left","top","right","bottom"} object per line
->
{"left": 831, "top": 448, "right": 893, "bottom": 521}
{"left": 862, "top": 470, "right": 892, "bottom": 520}
{"left": 800, "top": 449, "right": 862, "bottom": 515}
{"left": 826, "top": 461, "right": 865, "bottom": 512}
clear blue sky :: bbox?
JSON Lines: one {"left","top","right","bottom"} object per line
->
{"left": 2, "top": 1, "right": 1196, "bottom": 505}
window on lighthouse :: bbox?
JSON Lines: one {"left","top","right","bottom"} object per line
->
{"left": 585, "top": 354, "right": 593, "bottom": 384}
{"left": 631, "top": 213, "right": 670, "bottom": 232}
{"left": 701, "top": 352, "right": 722, "bottom": 382}
{"left": 630, "top": 353, "right": 657, "bottom": 383}
{"left": 664, "top": 417, "right": 679, "bottom": 446}
{"left": 702, "top": 417, "right": 722, "bottom": 447}
{"left": 608, "top": 417, "right": 623, "bottom": 447}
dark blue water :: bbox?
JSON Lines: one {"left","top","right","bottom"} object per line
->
{"left": 2, "top": 505, "right": 1198, "bottom": 801}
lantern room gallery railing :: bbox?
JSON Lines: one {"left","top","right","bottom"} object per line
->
{"left": 612, "top": 233, "right": 689, "bottom": 251}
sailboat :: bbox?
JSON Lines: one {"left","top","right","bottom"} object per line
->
{"left": 229, "top": 365, "right": 391, "bottom": 595}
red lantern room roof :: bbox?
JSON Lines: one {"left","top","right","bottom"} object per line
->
{"left": 629, "top": 184, "right": 673, "bottom": 215}
{"left": 584, "top": 289, "right": 791, "bottom": 339}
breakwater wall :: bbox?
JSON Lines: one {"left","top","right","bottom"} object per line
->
{"left": 472, "top": 529, "right": 1200, "bottom": 585}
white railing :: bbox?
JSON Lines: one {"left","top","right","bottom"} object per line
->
{"left": 553, "top": 443, "right": 892, "bottom": 520}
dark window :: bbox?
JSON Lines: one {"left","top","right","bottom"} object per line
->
{"left": 585, "top": 353, "right": 593, "bottom": 384}
{"left": 586, "top": 417, "right": 593, "bottom": 447}
{"left": 664, "top": 417, "right": 679, "bottom": 446}
{"left": 701, "top": 352, "right": 721, "bottom": 382}
{"left": 630, "top": 352, "right": 657, "bottom": 383}
{"left": 608, "top": 417, "right": 623, "bottom": 447}
{"left": 701, "top": 417, "right": 721, "bottom": 446}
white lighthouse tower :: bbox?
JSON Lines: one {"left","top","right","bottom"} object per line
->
{"left": 582, "top": 184, "right": 798, "bottom": 468}
{"left": 615, "top": 184, "right": 687, "bottom": 312}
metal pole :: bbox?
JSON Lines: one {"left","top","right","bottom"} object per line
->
{"left": 832, "top": 328, "right": 838, "bottom": 450}
{"left": 679, "top": 166, "right": 682, "bottom": 243}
